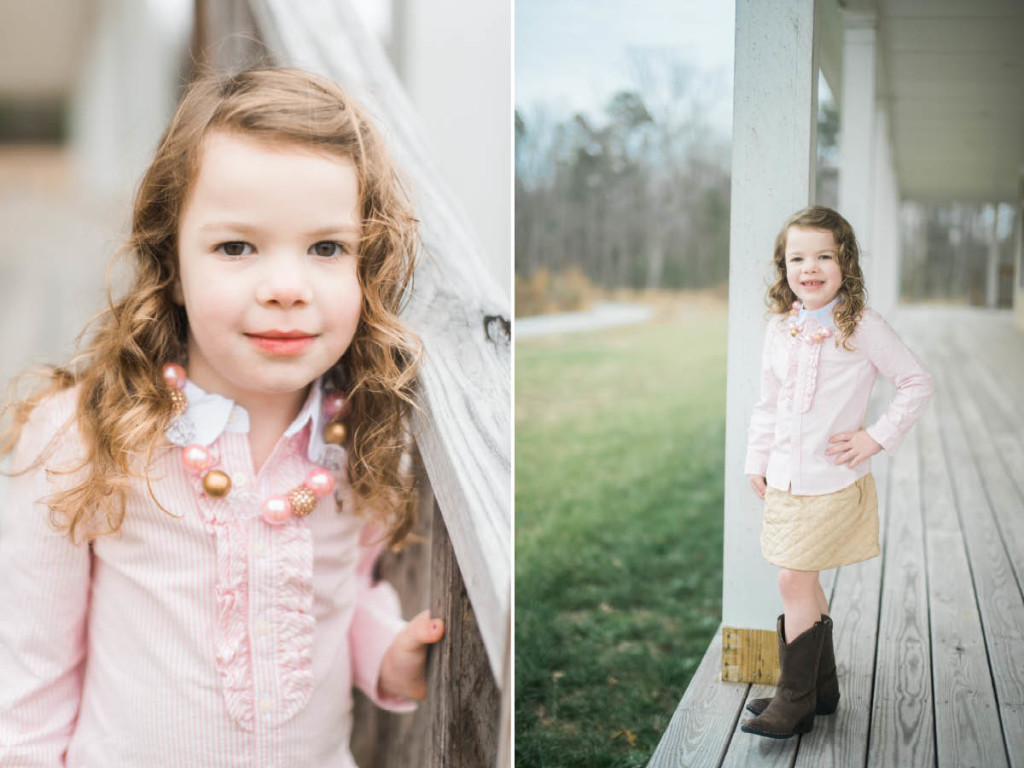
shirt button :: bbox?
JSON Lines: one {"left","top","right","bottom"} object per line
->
{"left": 253, "top": 541, "right": 268, "bottom": 558}
{"left": 259, "top": 697, "right": 274, "bottom": 713}
{"left": 254, "top": 618, "right": 269, "bottom": 636}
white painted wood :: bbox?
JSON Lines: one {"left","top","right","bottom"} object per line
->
{"left": 400, "top": 1, "right": 511, "bottom": 298}
{"left": 68, "top": 0, "right": 193, "bottom": 202}
{"left": 246, "top": 0, "right": 510, "bottom": 680}
{"left": 837, "top": 12, "right": 877, "bottom": 292}
{"left": 722, "top": 0, "right": 820, "bottom": 634}
{"left": 870, "top": 108, "right": 899, "bottom": 316}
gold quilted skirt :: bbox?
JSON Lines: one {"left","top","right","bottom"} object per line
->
{"left": 761, "top": 474, "right": 880, "bottom": 571}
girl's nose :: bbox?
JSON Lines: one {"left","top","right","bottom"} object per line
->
{"left": 255, "top": 255, "right": 314, "bottom": 307}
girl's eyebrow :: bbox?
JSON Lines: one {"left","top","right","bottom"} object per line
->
{"left": 199, "top": 221, "right": 359, "bottom": 237}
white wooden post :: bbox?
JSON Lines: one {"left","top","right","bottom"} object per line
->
{"left": 987, "top": 203, "right": 1001, "bottom": 309}
{"left": 871, "top": 107, "right": 900, "bottom": 315}
{"left": 837, "top": 12, "right": 878, "bottom": 298}
{"left": 1014, "top": 172, "right": 1024, "bottom": 330}
{"left": 722, "top": 0, "right": 820, "bottom": 666}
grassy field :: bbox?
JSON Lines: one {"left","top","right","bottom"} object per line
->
{"left": 515, "top": 295, "right": 728, "bottom": 767}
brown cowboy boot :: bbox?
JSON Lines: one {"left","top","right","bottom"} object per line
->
{"left": 746, "top": 614, "right": 839, "bottom": 716}
{"left": 741, "top": 615, "right": 824, "bottom": 739}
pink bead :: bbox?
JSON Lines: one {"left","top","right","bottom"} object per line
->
{"left": 305, "top": 467, "right": 335, "bottom": 498}
{"left": 262, "top": 496, "right": 292, "bottom": 525}
{"left": 181, "top": 444, "right": 214, "bottom": 474}
{"left": 322, "top": 391, "right": 351, "bottom": 420}
{"left": 162, "top": 363, "right": 187, "bottom": 390}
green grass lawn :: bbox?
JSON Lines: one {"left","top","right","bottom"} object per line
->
{"left": 515, "top": 297, "right": 728, "bottom": 767}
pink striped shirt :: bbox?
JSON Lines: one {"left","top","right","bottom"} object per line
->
{"left": 744, "top": 307, "right": 933, "bottom": 495}
{"left": 0, "top": 382, "right": 414, "bottom": 766}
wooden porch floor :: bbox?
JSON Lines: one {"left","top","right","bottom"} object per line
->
{"left": 649, "top": 306, "right": 1024, "bottom": 768}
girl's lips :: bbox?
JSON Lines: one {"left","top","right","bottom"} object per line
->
{"left": 246, "top": 333, "right": 316, "bottom": 355}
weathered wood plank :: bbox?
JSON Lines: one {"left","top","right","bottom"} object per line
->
{"left": 933, "top": 365, "right": 1024, "bottom": 764}
{"left": 723, "top": 682, "right": 797, "bottom": 768}
{"left": 428, "top": 500, "right": 501, "bottom": 768}
{"left": 919, "top": 399, "right": 1009, "bottom": 768}
{"left": 248, "top": 0, "right": 511, "bottom": 682}
{"left": 647, "top": 626, "right": 749, "bottom": 768}
{"left": 866, "top": 402, "right": 934, "bottom": 768}
{"left": 945, "top": 360, "right": 1024, "bottom": 596}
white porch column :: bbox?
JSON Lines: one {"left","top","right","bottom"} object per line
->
{"left": 837, "top": 13, "right": 878, "bottom": 296}
{"left": 1014, "top": 173, "right": 1024, "bottom": 330}
{"left": 722, "top": 0, "right": 819, "bottom": 654}
{"left": 871, "top": 107, "right": 900, "bottom": 315}
{"left": 987, "top": 203, "right": 1001, "bottom": 309}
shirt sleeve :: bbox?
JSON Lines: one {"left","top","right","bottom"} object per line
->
{"left": 860, "top": 310, "right": 934, "bottom": 453}
{"left": 744, "top": 316, "right": 782, "bottom": 476}
{"left": 348, "top": 523, "right": 417, "bottom": 713}
{"left": 0, "top": 394, "right": 92, "bottom": 766}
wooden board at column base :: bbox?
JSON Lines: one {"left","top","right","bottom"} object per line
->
{"left": 721, "top": 626, "right": 780, "bottom": 685}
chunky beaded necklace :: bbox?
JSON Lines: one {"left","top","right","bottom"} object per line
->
{"left": 787, "top": 300, "right": 834, "bottom": 344}
{"left": 161, "top": 363, "right": 349, "bottom": 525}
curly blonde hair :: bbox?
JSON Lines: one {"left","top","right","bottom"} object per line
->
{"left": 766, "top": 205, "right": 866, "bottom": 349}
{"left": 1, "top": 67, "right": 421, "bottom": 547}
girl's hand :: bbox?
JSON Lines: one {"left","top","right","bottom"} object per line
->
{"left": 748, "top": 474, "right": 766, "bottom": 500}
{"left": 827, "top": 429, "right": 882, "bottom": 468}
{"left": 378, "top": 610, "right": 445, "bottom": 701}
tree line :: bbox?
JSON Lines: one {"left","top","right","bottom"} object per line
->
{"left": 515, "top": 56, "right": 731, "bottom": 294}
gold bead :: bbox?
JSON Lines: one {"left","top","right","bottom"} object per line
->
{"left": 323, "top": 421, "right": 347, "bottom": 445}
{"left": 289, "top": 486, "right": 317, "bottom": 517}
{"left": 202, "top": 470, "right": 232, "bottom": 498}
{"left": 168, "top": 388, "right": 188, "bottom": 415}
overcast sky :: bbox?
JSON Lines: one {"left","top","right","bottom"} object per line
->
{"left": 515, "top": 0, "right": 736, "bottom": 127}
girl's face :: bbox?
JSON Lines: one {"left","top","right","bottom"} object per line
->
{"left": 175, "top": 130, "right": 363, "bottom": 405}
{"left": 784, "top": 226, "right": 842, "bottom": 310}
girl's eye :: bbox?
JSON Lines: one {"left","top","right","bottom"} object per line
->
{"left": 820, "top": 253, "right": 833, "bottom": 260}
{"left": 216, "top": 241, "right": 252, "bottom": 258}
{"left": 310, "top": 241, "right": 350, "bottom": 258}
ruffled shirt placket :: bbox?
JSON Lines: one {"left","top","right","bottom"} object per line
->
{"left": 167, "top": 381, "right": 342, "bottom": 733}
{"left": 782, "top": 315, "right": 829, "bottom": 487}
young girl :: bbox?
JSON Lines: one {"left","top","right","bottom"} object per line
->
{"left": 0, "top": 67, "right": 444, "bottom": 765}
{"left": 740, "top": 205, "right": 932, "bottom": 739}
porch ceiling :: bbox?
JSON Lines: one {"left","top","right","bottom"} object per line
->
{"left": 867, "top": 0, "right": 1024, "bottom": 203}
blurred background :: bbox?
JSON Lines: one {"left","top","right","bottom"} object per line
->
{"left": 0, "top": 1, "right": 512, "bottom": 764}
{"left": 514, "top": 1, "right": 1021, "bottom": 766}
{"left": 0, "top": 0, "right": 510, "bottom": 390}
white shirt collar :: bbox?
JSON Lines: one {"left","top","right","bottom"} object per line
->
{"left": 166, "top": 378, "right": 329, "bottom": 464}
{"left": 797, "top": 295, "right": 840, "bottom": 330}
